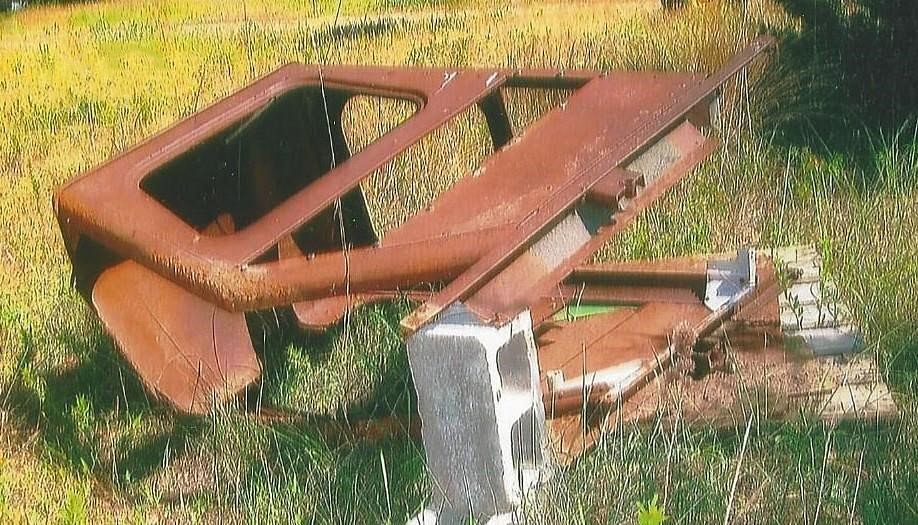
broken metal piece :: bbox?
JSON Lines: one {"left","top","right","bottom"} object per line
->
{"left": 54, "top": 64, "right": 598, "bottom": 411}
{"left": 540, "top": 245, "right": 892, "bottom": 461}
{"left": 537, "top": 249, "right": 768, "bottom": 417}
{"left": 249, "top": 246, "right": 886, "bottom": 465}
{"left": 93, "top": 260, "right": 261, "bottom": 412}
{"left": 704, "top": 246, "right": 757, "bottom": 310}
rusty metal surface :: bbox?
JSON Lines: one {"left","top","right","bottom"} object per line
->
{"left": 459, "top": 121, "right": 718, "bottom": 325}
{"left": 400, "top": 35, "right": 774, "bottom": 332}
{"left": 540, "top": 302, "right": 710, "bottom": 414}
{"left": 277, "top": 230, "right": 431, "bottom": 330}
{"left": 536, "top": 252, "right": 782, "bottom": 416}
{"left": 93, "top": 261, "right": 260, "bottom": 412}
{"left": 536, "top": 256, "right": 783, "bottom": 460}
{"left": 55, "top": 37, "right": 775, "bottom": 412}
{"left": 245, "top": 252, "right": 786, "bottom": 458}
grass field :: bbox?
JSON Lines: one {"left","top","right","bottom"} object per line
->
{"left": 1, "top": 0, "right": 917, "bottom": 523}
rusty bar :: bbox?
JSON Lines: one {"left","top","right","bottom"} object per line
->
{"left": 465, "top": 126, "right": 719, "bottom": 323}
{"left": 200, "top": 227, "right": 507, "bottom": 312}
{"left": 569, "top": 265, "right": 706, "bottom": 286}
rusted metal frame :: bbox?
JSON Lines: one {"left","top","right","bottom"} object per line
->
{"left": 278, "top": 235, "right": 433, "bottom": 330}
{"left": 400, "top": 35, "right": 774, "bottom": 333}
{"left": 557, "top": 283, "right": 703, "bottom": 304}
{"left": 502, "top": 74, "right": 593, "bottom": 90}
{"left": 53, "top": 65, "right": 615, "bottom": 280}
{"left": 530, "top": 257, "right": 711, "bottom": 329}
{"left": 288, "top": 290, "right": 433, "bottom": 331}
{"left": 731, "top": 258, "right": 782, "bottom": 324}
{"left": 529, "top": 258, "right": 709, "bottom": 328}
{"left": 52, "top": 66, "right": 688, "bottom": 320}
{"left": 54, "top": 69, "right": 513, "bottom": 287}
{"left": 52, "top": 54, "right": 781, "bottom": 421}
{"left": 204, "top": 72, "right": 511, "bottom": 263}
{"left": 243, "top": 255, "right": 778, "bottom": 439}
{"left": 57, "top": 69, "right": 605, "bottom": 312}
{"left": 94, "top": 70, "right": 588, "bottom": 267}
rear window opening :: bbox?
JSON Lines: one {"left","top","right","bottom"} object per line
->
{"left": 501, "top": 86, "right": 573, "bottom": 138}
{"left": 140, "top": 87, "right": 419, "bottom": 236}
{"left": 354, "top": 104, "right": 494, "bottom": 238}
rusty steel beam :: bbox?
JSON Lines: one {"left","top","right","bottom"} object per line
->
{"left": 461, "top": 122, "right": 719, "bottom": 325}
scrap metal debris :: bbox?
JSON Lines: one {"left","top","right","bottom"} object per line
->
{"left": 55, "top": 35, "right": 772, "bottom": 413}
{"left": 542, "top": 247, "right": 894, "bottom": 461}
{"left": 51, "top": 34, "right": 897, "bottom": 523}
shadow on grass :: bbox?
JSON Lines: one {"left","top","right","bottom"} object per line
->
{"left": 770, "top": 417, "right": 918, "bottom": 524}
{"left": 555, "top": 414, "right": 917, "bottom": 523}
{"left": 1, "top": 298, "right": 426, "bottom": 519}
{"left": 2, "top": 322, "right": 204, "bottom": 484}
{"left": 768, "top": 0, "right": 918, "bottom": 166}
{"left": 251, "top": 298, "right": 419, "bottom": 418}
{"left": 881, "top": 324, "right": 918, "bottom": 393}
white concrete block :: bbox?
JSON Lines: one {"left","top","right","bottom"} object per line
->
{"left": 407, "top": 303, "right": 551, "bottom": 524}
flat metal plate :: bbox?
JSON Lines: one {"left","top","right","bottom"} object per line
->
{"left": 92, "top": 261, "right": 261, "bottom": 413}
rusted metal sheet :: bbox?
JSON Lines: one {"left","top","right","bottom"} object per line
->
{"left": 541, "top": 302, "right": 710, "bottom": 414}
{"left": 458, "top": 121, "right": 718, "bottom": 325}
{"left": 532, "top": 247, "right": 891, "bottom": 462}
{"left": 54, "top": 37, "right": 774, "bottom": 412}
{"left": 55, "top": 66, "right": 594, "bottom": 308}
{"left": 93, "top": 261, "right": 260, "bottom": 412}
{"left": 536, "top": 251, "right": 783, "bottom": 459}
